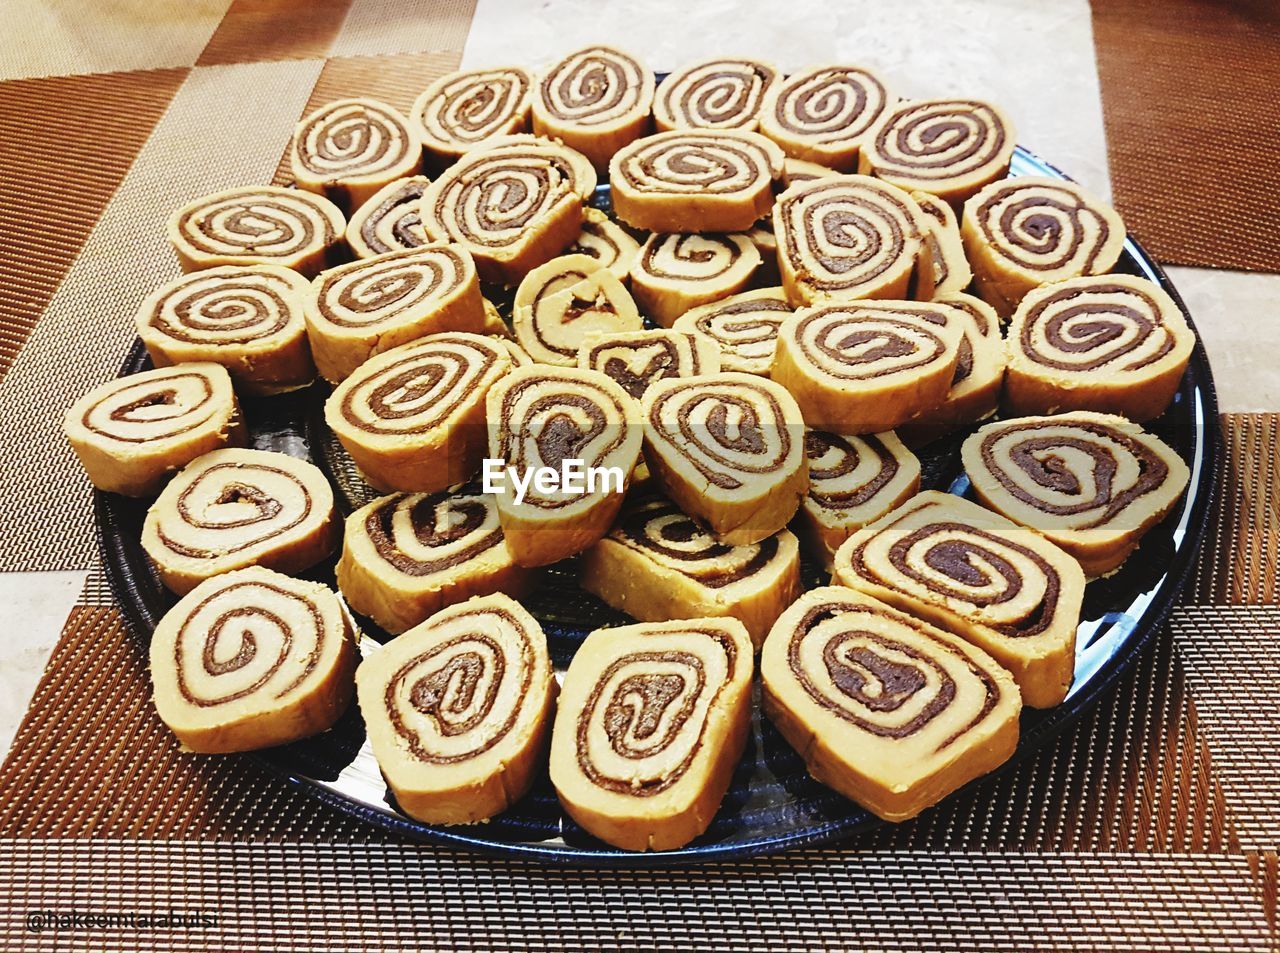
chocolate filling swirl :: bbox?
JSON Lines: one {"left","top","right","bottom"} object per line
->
{"left": 365, "top": 492, "right": 504, "bottom": 576}
{"left": 869, "top": 100, "right": 1008, "bottom": 182}
{"left": 317, "top": 248, "right": 468, "bottom": 328}
{"left": 1019, "top": 281, "right": 1176, "bottom": 373}
{"left": 82, "top": 370, "right": 220, "bottom": 443}
{"left": 805, "top": 431, "right": 899, "bottom": 510}
{"left": 768, "top": 66, "right": 888, "bottom": 142}
{"left": 538, "top": 47, "right": 646, "bottom": 126}
{"left": 176, "top": 190, "right": 335, "bottom": 258}
{"left": 789, "top": 306, "right": 951, "bottom": 381}
{"left": 416, "top": 68, "right": 531, "bottom": 147}
{"left": 613, "top": 498, "right": 779, "bottom": 588}
{"left": 147, "top": 272, "right": 294, "bottom": 345}
{"left": 614, "top": 131, "right": 775, "bottom": 194}
{"left": 427, "top": 150, "right": 577, "bottom": 249}
{"left": 975, "top": 181, "right": 1114, "bottom": 274}
{"left": 294, "top": 100, "right": 412, "bottom": 178}
{"left": 159, "top": 461, "right": 313, "bottom": 559}
{"left": 656, "top": 59, "right": 777, "bottom": 129}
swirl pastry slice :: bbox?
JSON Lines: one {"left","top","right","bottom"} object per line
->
{"left": 609, "top": 129, "right": 785, "bottom": 233}
{"left": 480, "top": 134, "right": 599, "bottom": 199}
{"left": 578, "top": 329, "right": 720, "bottom": 399}
{"left": 532, "top": 44, "right": 655, "bottom": 171}
{"left": 630, "top": 232, "right": 760, "bottom": 327}
{"left": 410, "top": 66, "right": 534, "bottom": 166}
{"left": 772, "top": 301, "right": 964, "bottom": 433}
{"left": 63, "top": 363, "right": 245, "bottom": 497}
{"left": 290, "top": 98, "right": 422, "bottom": 211}
{"left": 773, "top": 176, "right": 932, "bottom": 306}
{"left": 168, "top": 185, "right": 346, "bottom": 278}
{"left": 549, "top": 617, "right": 753, "bottom": 851}
{"left": 961, "top": 176, "right": 1126, "bottom": 317}
{"left": 325, "top": 332, "right": 512, "bottom": 493}
{"left": 493, "top": 337, "right": 534, "bottom": 367}
{"left": 486, "top": 365, "right": 642, "bottom": 566}
{"left": 798, "top": 429, "right": 921, "bottom": 565}
{"left": 1005, "top": 274, "right": 1195, "bottom": 422}
{"left": 305, "top": 244, "right": 485, "bottom": 382}
{"left": 673, "top": 287, "right": 793, "bottom": 376}
{"left": 758, "top": 65, "right": 891, "bottom": 172}
{"left": 568, "top": 207, "right": 641, "bottom": 282}
{"left": 760, "top": 586, "right": 1021, "bottom": 821}
{"left": 642, "top": 373, "right": 808, "bottom": 545}
{"left": 338, "top": 489, "right": 531, "bottom": 635}
{"left": 782, "top": 157, "right": 840, "bottom": 188}
{"left": 654, "top": 57, "right": 778, "bottom": 132}
{"left": 420, "top": 140, "right": 585, "bottom": 285}
{"left": 344, "top": 176, "right": 432, "bottom": 259}
{"left": 135, "top": 265, "right": 315, "bottom": 396}
{"left": 832, "top": 490, "right": 1084, "bottom": 708}
{"left": 512, "top": 254, "right": 643, "bottom": 366}
{"left": 142, "top": 448, "right": 340, "bottom": 595}
{"left": 149, "top": 566, "right": 357, "bottom": 753}
{"left": 356, "top": 594, "right": 555, "bottom": 824}
{"left": 962, "top": 412, "right": 1191, "bottom": 577}
{"left": 911, "top": 190, "right": 974, "bottom": 300}
{"left": 580, "top": 496, "right": 801, "bottom": 647}
{"left": 860, "top": 99, "right": 1015, "bottom": 204}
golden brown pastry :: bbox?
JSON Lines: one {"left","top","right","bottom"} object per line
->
{"left": 567, "top": 207, "right": 641, "bottom": 282}
{"left": 653, "top": 57, "right": 778, "bottom": 132}
{"left": 760, "top": 586, "right": 1021, "bottom": 821}
{"left": 511, "top": 254, "right": 643, "bottom": 366}
{"left": 480, "top": 134, "right": 599, "bottom": 199}
{"left": 150, "top": 566, "right": 356, "bottom": 753}
{"left": 63, "top": 363, "right": 245, "bottom": 497}
{"left": 344, "top": 176, "right": 432, "bottom": 259}
{"left": 910, "top": 190, "right": 973, "bottom": 300}
{"left": 758, "top": 65, "right": 891, "bottom": 171}
{"left": 356, "top": 594, "right": 555, "bottom": 825}
{"left": 782, "top": 157, "right": 839, "bottom": 188}
{"left": 549, "top": 617, "right": 753, "bottom": 851}
{"left": 410, "top": 67, "right": 534, "bottom": 167}
{"left": 673, "top": 286, "right": 793, "bottom": 376}
{"left": 578, "top": 328, "right": 720, "bottom": 399}
{"left": 630, "top": 232, "right": 760, "bottom": 327}
{"left": 290, "top": 98, "right": 422, "bottom": 211}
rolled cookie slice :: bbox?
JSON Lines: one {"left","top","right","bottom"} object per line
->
{"left": 532, "top": 44, "right": 655, "bottom": 171}
{"left": 578, "top": 328, "right": 720, "bottom": 399}
{"left": 356, "top": 594, "right": 555, "bottom": 825}
{"left": 961, "top": 412, "right": 1191, "bottom": 576}
{"left": 549, "top": 617, "right": 753, "bottom": 851}
{"left": 135, "top": 265, "right": 316, "bottom": 396}
{"left": 832, "top": 490, "right": 1085, "bottom": 708}
{"left": 142, "top": 448, "right": 340, "bottom": 595}
{"left": 642, "top": 372, "right": 808, "bottom": 545}
{"left": 409, "top": 66, "right": 533, "bottom": 167}
{"left": 630, "top": 232, "right": 760, "bottom": 327}
{"left": 771, "top": 300, "right": 964, "bottom": 433}
{"left": 168, "top": 185, "right": 346, "bottom": 277}
{"left": 306, "top": 244, "right": 486, "bottom": 382}
{"left": 344, "top": 176, "right": 432, "bottom": 259}
{"left": 961, "top": 176, "right": 1126, "bottom": 317}
{"left": 325, "top": 332, "right": 512, "bottom": 492}
{"left": 654, "top": 57, "right": 778, "bottom": 132}
{"left": 512, "top": 254, "right": 643, "bottom": 366}
{"left": 481, "top": 134, "right": 599, "bottom": 200}
{"left": 486, "top": 365, "right": 642, "bottom": 566}
{"left": 290, "top": 97, "right": 422, "bottom": 211}
{"left": 911, "top": 190, "right": 973, "bottom": 300}
{"left": 63, "top": 363, "right": 246, "bottom": 497}
{"left": 782, "top": 157, "right": 839, "bottom": 188}
{"left": 580, "top": 495, "right": 801, "bottom": 648}
{"left": 1005, "top": 274, "right": 1195, "bottom": 422}
{"left": 609, "top": 129, "right": 784, "bottom": 233}
{"left": 673, "top": 286, "right": 793, "bottom": 376}
{"left": 150, "top": 566, "right": 357, "bottom": 753}
{"left": 798, "top": 429, "right": 920, "bottom": 566}
{"left": 760, "top": 586, "right": 1021, "bottom": 822}
{"left": 567, "top": 207, "right": 641, "bottom": 282}
{"left": 758, "top": 65, "right": 891, "bottom": 172}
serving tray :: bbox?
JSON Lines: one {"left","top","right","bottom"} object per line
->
{"left": 95, "top": 145, "right": 1219, "bottom": 866}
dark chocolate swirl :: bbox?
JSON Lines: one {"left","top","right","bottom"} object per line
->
{"left": 536, "top": 45, "right": 649, "bottom": 126}
{"left": 784, "top": 303, "right": 956, "bottom": 381}
{"left": 638, "top": 233, "right": 756, "bottom": 282}
{"left": 805, "top": 431, "right": 899, "bottom": 510}
{"left": 172, "top": 186, "right": 342, "bottom": 261}
{"left": 347, "top": 177, "right": 431, "bottom": 257}
{"left": 613, "top": 129, "right": 781, "bottom": 195}
{"left": 293, "top": 98, "right": 414, "bottom": 180}
{"left": 763, "top": 65, "right": 888, "bottom": 144}
{"left": 79, "top": 367, "right": 226, "bottom": 444}
{"left": 865, "top": 99, "right": 1011, "bottom": 190}
{"left": 142, "top": 266, "right": 303, "bottom": 346}
{"left": 314, "top": 245, "right": 471, "bottom": 329}
{"left": 655, "top": 58, "right": 778, "bottom": 130}
{"left": 412, "top": 67, "right": 532, "bottom": 151}
{"left": 363, "top": 491, "right": 505, "bottom": 576}
{"left": 675, "top": 290, "right": 792, "bottom": 375}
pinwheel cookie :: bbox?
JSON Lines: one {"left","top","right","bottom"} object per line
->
{"left": 758, "top": 65, "right": 891, "bottom": 172}
{"left": 290, "top": 98, "right": 422, "bottom": 210}
{"left": 578, "top": 329, "right": 720, "bottom": 399}
{"left": 654, "top": 57, "right": 778, "bottom": 132}
{"left": 567, "top": 207, "right": 641, "bottom": 282}
{"left": 511, "top": 254, "right": 643, "bottom": 366}
{"left": 345, "top": 176, "right": 432, "bottom": 259}
{"left": 911, "top": 190, "right": 974, "bottom": 300}
{"left": 410, "top": 66, "right": 533, "bottom": 167}
{"left": 674, "top": 287, "right": 794, "bottom": 376}
{"left": 630, "top": 233, "right": 760, "bottom": 327}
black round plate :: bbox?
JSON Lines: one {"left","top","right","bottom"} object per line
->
{"left": 95, "top": 146, "right": 1219, "bottom": 866}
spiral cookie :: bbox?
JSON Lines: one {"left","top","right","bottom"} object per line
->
{"left": 325, "top": 332, "right": 512, "bottom": 493}
{"left": 1005, "top": 274, "right": 1195, "bottom": 422}
{"left": 911, "top": 190, "right": 973, "bottom": 300}
{"left": 771, "top": 300, "right": 965, "bottom": 433}
{"left": 860, "top": 99, "right": 1015, "bottom": 204}
{"left": 149, "top": 567, "right": 357, "bottom": 753}
{"left": 961, "top": 176, "right": 1126, "bottom": 317}
{"left": 290, "top": 98, "right": 422, "bottom": 210}
{"left": 63, "top": 363, "right": 245, "bottom": 497}
{"left": 567, "top": 207, "right": 641, "bottom": 282}
{"left": 135, "top": 265, "right": 315, "bottom": 396}
{"left": 532, "top": 44, "right": 655, "bottom": 171}
{"left": 142, "top": 448, "right": 340, "bottom": 595}
{"left": 782, "top": 157, "right": 839, "bottom": 188}
{"left": 578, "top": 329, "right": 720, "bottom": 399}
{"left": 760, "top": 586, "right": 1021, "bottom": 822}
{"left": 580, "top": 495, "right": 801, "bottom": 647}
{"left": 962, "top": 412, "right": 1190, "bottom": 577}
{"left": 610, "top": 130, "right": 785, "bottom": 233}
{"left": 305, "top": 244, "right": 485, "bottom": 382}
{"left": 758, "top": 65, "right": 891, "bottom": 172}
{"left": 486, "top": 365, "right": 642, "bottom": 566}
{"left": 168, "top": 185, "right": 346, "bottom": 277}
{"left": 773, "top": 176, "right": 932, "bottom": 306}
{"left": 420, "top": 140, "right": 585, "bottom": 285}
{"left": 549, "top": 617, "right": 753, "bottom": 851}
{"left": 798, "top": 430, "right": 920, "bottom": 565}
{"left": 654, "top": 57, "right": 778, "bottom": 132}
{"left": 630, "top": 232, "right": 761, "bottom": 327}
{"left": 832, "top": 491, "right": 1085, "bottom": 708}
{"left": 481, "top": 134, "right": 599, "bottom": 199}
{"left": 642, "top": 373, "right": 808, "bottom": 545}
{"left": 673, "top": 287, "right": 793, "bottom": 376}
{"left": 410, "top": 66, "right": 533, "bottom": 166}
{"left": 512, "top": 254, "right": 643, "bottom": 366}
{"left": 345, "top": 176, "right": 431, "bottom": 259}
{"left": 356, "top": 594, "right": 555, "bottom": 825}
